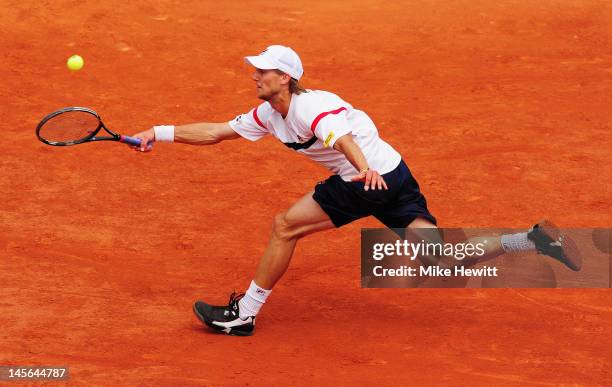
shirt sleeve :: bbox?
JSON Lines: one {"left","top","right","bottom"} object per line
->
{"left": 228, "top": 105, "right": 269, "bottom": 141}
{"left": 310, "top": 107, "right": 352, "bottom": 148}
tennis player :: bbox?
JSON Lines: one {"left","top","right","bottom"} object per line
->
{"left": 131, "top": 45, "right": 580, "bottom": 336}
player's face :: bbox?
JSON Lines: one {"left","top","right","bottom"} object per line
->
{"left": 252, "top": 68, "right": 285, "bottom": 100}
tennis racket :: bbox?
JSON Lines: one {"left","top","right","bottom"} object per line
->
{"left": 36, "top": 107, "right": 143, "bottom": 147}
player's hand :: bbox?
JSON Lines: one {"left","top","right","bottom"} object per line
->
{"left": 350, "top": 169, "right": 388, "bottom": 191}
{"left": 130, "top": 128, "right": 155, "bottom": 152}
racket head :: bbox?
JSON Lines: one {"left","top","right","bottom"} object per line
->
{"left": 36, "top": 107, "right": 112, "bottom": 146}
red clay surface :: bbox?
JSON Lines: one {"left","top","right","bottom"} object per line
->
{"left": 1, "top": 0, "right": 611, "bottom": 385}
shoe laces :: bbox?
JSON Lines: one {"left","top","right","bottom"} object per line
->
{"left": 228, "top": 291, "right": 245, "bottom": 311}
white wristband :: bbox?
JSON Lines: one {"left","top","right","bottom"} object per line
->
{"left": 153, "top": 125, "right": 175, "bottom": 142}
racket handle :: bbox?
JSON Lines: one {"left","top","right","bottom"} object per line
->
{"left": 120, "top": 135, "right": 143, "bottom": 146}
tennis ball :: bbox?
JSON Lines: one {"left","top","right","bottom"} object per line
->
{"left": 67, "top": 55, "right": 84, "bottom": 71}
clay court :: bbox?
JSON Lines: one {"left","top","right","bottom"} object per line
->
{"left": 1, "top": 0, "right": 611, "bottom": 385}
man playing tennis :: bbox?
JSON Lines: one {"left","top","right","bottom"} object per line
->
{"left": 131, "top": 45, "right": 580, "bottom": 336}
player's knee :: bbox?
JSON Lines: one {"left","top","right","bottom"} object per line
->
{"left": 272, "top": 212, "right": 295, "bottom": 241}
{"left": 407, "top": 227, "right": 445, "bottom": 267}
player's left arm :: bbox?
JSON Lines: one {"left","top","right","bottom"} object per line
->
{"left": 333, "top": 134, "right": 388, "bottom": 191}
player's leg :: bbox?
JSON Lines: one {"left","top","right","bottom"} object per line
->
{"left": 406, "top": 218, "right": 581, "bottom": 272}
{"left": 253, "top": 191, "right": 334, "bottom": 289}
{"left": 370, "top": 161, "right": 581, "bottom": 289}
{"left": 367, "top": 216, "right": 504, "bottom": 287}
{"left": 406, "top": 217, "right": 505, "bottom": 266}
{"left": 193, "top": 191, "right": 334, "bottom": 336}
{"left": 389, "top": 160, "right": 581, "bottom": 271}
{"left": 498, "top": 220, "right": 581, "bottom": 271}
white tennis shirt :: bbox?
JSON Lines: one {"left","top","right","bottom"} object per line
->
{"left": 229, "top": 90, "right": 401, "bottom": 181}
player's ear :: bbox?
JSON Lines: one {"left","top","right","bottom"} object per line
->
{"left": 281, "top": 73, "right": 291, "bottom": 85}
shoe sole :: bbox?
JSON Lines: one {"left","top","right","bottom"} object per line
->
{"left": 538, "top": 219, "right": 582, "bottom": 271}
{"left": 192, "top": 303, "right": 254, "bottom": 337}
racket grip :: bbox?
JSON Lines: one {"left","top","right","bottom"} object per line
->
{"left": 120, "top": 135, "right": 143, "bottom": 146}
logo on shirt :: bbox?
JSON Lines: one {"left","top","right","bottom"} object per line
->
{"left": 323, "top": 131, "right": 335, "bottom": 147}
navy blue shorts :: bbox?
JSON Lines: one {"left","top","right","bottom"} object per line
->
{"left": 312, "top": 160, "right": 436, "bottom": 228}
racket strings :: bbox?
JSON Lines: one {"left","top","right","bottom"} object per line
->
{"left": 38, "top": 110, "right": 101, "bottom": 144}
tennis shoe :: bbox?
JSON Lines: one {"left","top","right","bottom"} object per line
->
{"left": 528, "top": 220, "right": 582, "bottom": 271}
{"left": 193, "top": 292, "right": 255, "bottom": 336}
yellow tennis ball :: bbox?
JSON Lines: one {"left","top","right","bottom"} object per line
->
{"left": 67, "top": 55, "right": 84, "bottom": 71}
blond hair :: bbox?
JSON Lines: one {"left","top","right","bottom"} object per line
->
{"left": 289, "top": 78, "right": 307, "bottom": 95}
{"left": 275, "top": 70, "right": 308, "bottom": 95}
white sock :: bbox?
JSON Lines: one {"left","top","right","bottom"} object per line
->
{"left": 501, "top": 232, "right": 536, "bottom": 253}
{"left": 238, "top": 280, "right": 271, "bottom": 319}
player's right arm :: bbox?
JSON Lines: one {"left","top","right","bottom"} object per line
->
{"left": 174, "top": 122, "right": 241, "bottom": 144}
{"left": 131, "top": 122, "right": 240, "bottom": 151}
{"left": 132, "top": 105, "right": 269, "bottom": 151}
